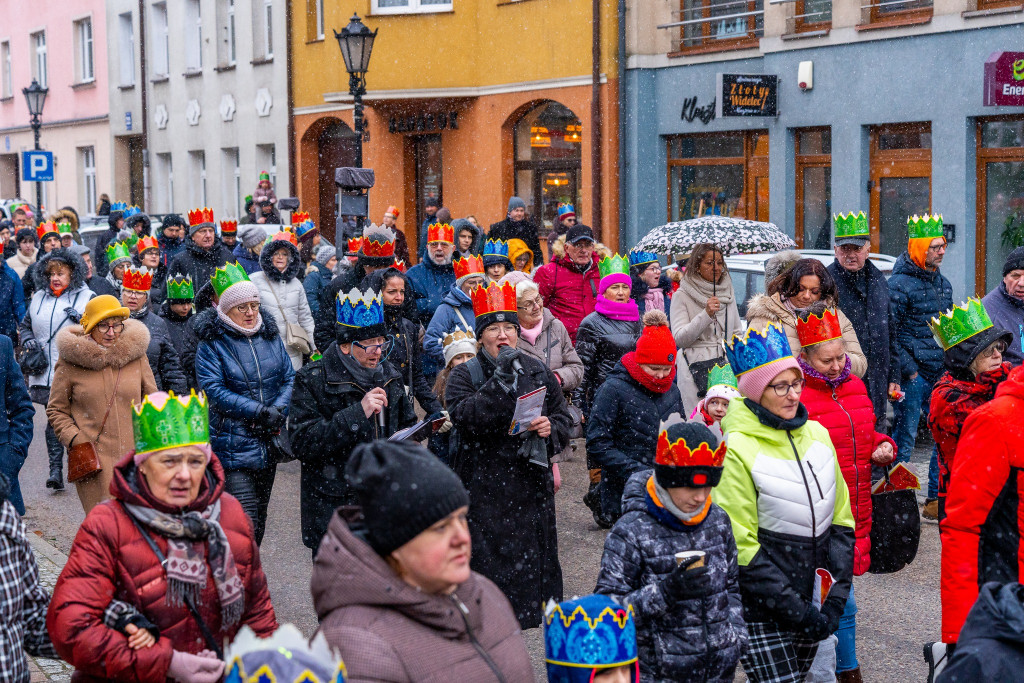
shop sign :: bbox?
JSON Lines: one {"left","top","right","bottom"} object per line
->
{"left": 716, "top": 74, "right": 778, "bottom": 117}
{"left": 984, "top": 51, "right": 1024, "bottom": 107}
{"left": 388, "top": 111, "right": 459, "bottom": 134}
{"left": 681, "top": 96, "right": 716, "bottom": 125}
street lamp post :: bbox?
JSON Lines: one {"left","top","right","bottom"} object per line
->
{"left": 22, "top": 79, "right": 48, "bottom": 213}
{"left": 334, "top": 13, "right": 377, "bottom": 169}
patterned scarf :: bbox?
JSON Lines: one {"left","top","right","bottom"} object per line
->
{"left": 124, "top": 499, "right": 245, "bottom": 627}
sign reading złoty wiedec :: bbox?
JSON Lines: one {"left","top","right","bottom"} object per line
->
{"left": 984, "top": 51, "right": 1024, "bottom": 107}
{"left": 716, "top": 74, "right": 778, "bottom": 118}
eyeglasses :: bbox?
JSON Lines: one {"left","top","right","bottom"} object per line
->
{"left": 95, "top": 321, "right": 125, "bottom": 334}
{"left": 767, "top": 379, "right": 805, "bottom": 396}
{"left": 353, "top": 339, "right": 390, "bottom": 353}
{"left": 927, "top": 242, "right": 947, "bottom": 252}
{"left": 981, "top": 341, "right": 1008, "bottom": 358}
{"left": 233, "top": 302, "right": 260, "bottom": 314}
{"left": 518, "top": 297, "right": 543, "bottom": 311}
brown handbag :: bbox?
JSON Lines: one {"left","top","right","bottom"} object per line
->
{"left": 67, "top": 367, "right": 122, "bottom": 483}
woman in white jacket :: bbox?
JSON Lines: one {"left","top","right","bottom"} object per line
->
{"left": 249, "top": 232, "right": 315, "bottom": 370}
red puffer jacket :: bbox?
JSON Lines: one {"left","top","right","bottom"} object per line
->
{"left": 800, "top": 360, "right": 895, "bottom": 576}
{"left": 47, "top": 452, "right": 277, "bottom": 682}
{"left": 534, "top": 253, "right": 601, "bottom": 343}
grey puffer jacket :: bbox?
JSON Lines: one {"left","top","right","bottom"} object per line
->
{"left": 596, "top": 472, "right": 746, "bottom": 683}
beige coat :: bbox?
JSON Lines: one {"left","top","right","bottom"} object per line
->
{"left": 745, "top": 292, "right": 867, "bottom": 378}
{"left": 6, "top": 249, "right": 36, "bottom": 279}
{"left": 670, "top": 271, "right": 742, "bottom": 415}
{"left": 46, "top": 320, "right": 157, "bottom": 513}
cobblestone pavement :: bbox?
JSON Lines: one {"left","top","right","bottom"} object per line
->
{"left": 26, "top": 532, "right": 73, "bottom": 682}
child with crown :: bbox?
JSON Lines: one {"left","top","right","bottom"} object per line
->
{"left": 690, "top": 362, "right": 741, "bottom": 440}
{"left": 595, "top": 421, "right": 745, "bottom": 681}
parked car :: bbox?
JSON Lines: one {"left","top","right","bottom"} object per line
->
{"left": 0, "top": 199, "right": 38, "bottom": 221}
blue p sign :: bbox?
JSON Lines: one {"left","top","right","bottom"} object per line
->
{"left": 22, "top": 150, "right": 54, "bottom": 182}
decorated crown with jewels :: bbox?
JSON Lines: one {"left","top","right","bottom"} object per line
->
{"left": 471, "top": 281, "right": 517, "bottom": 317}
{"left": 908, "top": 213, "right": 944, "bottom": 240}
{"left": 598, "top": 254, "right": 630, "bottom": 279}
{"left": 336, "top": 287, "right": 384, "bottom": 330}
{"left": 294, "top": 219, "right": 318, "bottom": 241}
{"left": 725, "top": 322, "right": 794, "bottom": 376}
{"left": 656, "top": 429, "right": 727, "bottom": 469}
{"left": 110, "top": 201, "right": 128, "bottom": 213}
{"left": 291, "top": 211, "right": 310, "bottom": 225}
{"left": 628, "top": 250, "right": 659, "bottom": 269}
{"left": 210, "top": 262, "right": 251, "bottom": 297}
{"left": 106, "top": 241, "right": 132, "bottom": 265}
{"left": 483, "top": 239, "right": 510, "bottom": 258}
{"left": 796, "top": 308, "right": 842, "bottom": 348}
{"left": 219, "top": 220, "right": 238, "bottom": 234}
{"left": 708, "top": 362, "right": 738, "bottom": 390}
{"left": 929, "top": 298, "right": 994, "bottom": 351}
{"left": 427, "top": 222, "right": 454, "bottom": 244}
{"left": 166, "top": 275, "right": 194, "bottom": 300}
{"left": 224, "top": 625, "right": 347, "bottom": 683}
{"left": 122, "top": 266, "right": 154, "bottom": 292}
{"left": 454, "top": 253, "right": 485, "bottom": 280}
{"left": 556, "top": 203, "right": 575, "bottom": 219}
{"left": 544, "top": 595, "right": 638, "bottom": 676}
{"left": 188, "top": 207, "right": 215, "bottom": 228}
{"left": 834, "top": 211, "right": 869, "bottom": 239}
{"left": 132, "top": 390, "right": 210, "bottom": 456}
{"left": 136, "top": 236, "right": 160, "bottom": 253}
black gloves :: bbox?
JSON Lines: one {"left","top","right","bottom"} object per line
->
{"left": 660, "top": 557, "right": 711, "bottom": 604}
{"left": 820, "top": 594, "right": 846, "bottom": 634}
{"left": 260, "top": 406, "right": 287, "bottom": 430}
{"left": 494, "top": 346, "right": 521, "bottom": 386}
{"left": 796, "top": 597, "right": 845, "bottom": 642}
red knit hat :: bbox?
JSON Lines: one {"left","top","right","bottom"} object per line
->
{"left": 635, "top": 310, "right": 676, "bottom": 365}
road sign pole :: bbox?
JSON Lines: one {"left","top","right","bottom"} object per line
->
{"left": 31, "top": 114, "right": 41, "bottom": 213}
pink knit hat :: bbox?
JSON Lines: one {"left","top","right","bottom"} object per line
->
{"left": 217, "top": 280, "right": 261, "bottom": 314}
{"left": 598, "top": 272, "right": 631, "bottom": 295}
{"left": 737, "top": 356, "right": 803, "bottom": 401}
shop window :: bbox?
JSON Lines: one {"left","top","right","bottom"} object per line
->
{"left": 674, "top": 0, "right": 764, "bottom": 54}
{"left": 869, "top": 122, "right": 931, "bottom": 256}
{"left": 794, "top": 0, "right": 831, "bottom": 32}
{"left": 513, "top": 102, "right": 582, "bottom": 234}
{"left": 667, "top": 130, "right": 769, "bottom": 223}
{"left": 795, "top": 128, "right": 832, "bottom": 249}
{"left": 861, "top": 0, "right": 932, "bottom": 27}
{"left": 976, "top": 117, "right": 1024, "bottom": 294}
{"left": 372, "top": 0, "right": 453, "bottom": 15}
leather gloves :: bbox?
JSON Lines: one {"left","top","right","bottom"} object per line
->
{"left": 167, "top": 650, "right": 224, "bottom": 683}
{"left": 660, "top": 557, "right": 711, "bottom": 604}
{"left": 494, "top": 346, "right": 521, "bottom": 386}
{"left": 261, "top": 406, "right": 287, "bottom": 430}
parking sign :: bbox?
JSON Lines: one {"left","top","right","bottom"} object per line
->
{"left": 22, "top": 150, "right": 54, "bottom": 182}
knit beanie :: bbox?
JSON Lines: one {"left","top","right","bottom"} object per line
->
{"left": 240, "top": 224, "right": 268, "bottom": 250}
{"left": 217, "top": 279, "right": 261, "bottom": 314}
{"left": 315, "top": 245, "right": 337, "bottom": 266}
{"left": 737, "top": 356, "right": 803, "bottom": 402}
{"left": 508, "top": 196, "right": 527, "bottom": 212}
{"left": 15, "top": 227, "right": 37, "bottom": 244}
{"left": 654, "top": 421, "right": 725, "bottom": 489}
{"left": 1003, "top": 246, "right": 1024, "bottom": 277}
{"left": 498, "top": 270, "right": 531, "bottom": 288}
{"left": 635, "top": 310, "right": 676, "bottom": 365}
{"left": 598, "top": 272, "right": 632, "bottom": 295}
{"left": 346, "top": 440, "right": 470, "bottom": 556}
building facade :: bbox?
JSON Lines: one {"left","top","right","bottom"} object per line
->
{"left": 0, "top": 1, "right": 112, "bottom": 217}
{"left": 290, "top": 0, "right": 620, "bottom": 258}
{"left": 623, "top": 0, "right": 1024, "bottom": 297}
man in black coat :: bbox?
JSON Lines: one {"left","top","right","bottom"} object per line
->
{"left": 289, "top": 286, "right": 417, "bottom": 556}
{"left": 93, "top": 203, "right": 127, "bottom": 277}
{"left": 168, "top": 214, "right": 234, "bottom": 288}
{"left": 489, "top": 196, "right": 544, "bottom": 266}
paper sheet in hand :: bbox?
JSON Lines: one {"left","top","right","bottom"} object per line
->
{"left": 388, "top": 417, "right": 447, "bottom": 442}
{"left": 509, "top": 387, "right": 547, "bottom": 435}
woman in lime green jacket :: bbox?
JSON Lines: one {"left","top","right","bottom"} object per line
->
{"left": 717, "top": 321, "right": 855, "bottom": 683}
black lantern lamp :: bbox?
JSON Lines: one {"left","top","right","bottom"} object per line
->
{"left": 22, "top": 79, "right": 48, "bottom": 211}
{"left": 334, "top": 14, "right": 377, "bottom": 168}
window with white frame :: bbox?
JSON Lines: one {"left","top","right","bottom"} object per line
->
{"left": 31, "top": 31, "right": 47, "bottom": 87}
{"left": 74, "top": 18, "right": 94, "bottom": 83}
{"left": 151, "top": 3, "right": 169, "bottom": 77}
{"left": 190, "top": 151, "right": 207, "bottom": 207}
{"left": 256, "top": 144, "right": 277, "bottom": 190}
{"left": 372, "top": 0, "right": 452, "bottom": 15}
{"left": 316, "top": 0, "right": 324, "bottom": 39}
{"left": 118, "top": 13, "right": 134, "bottom": 86}
{"left": 156, "top": 153, "right": 173, "bottom": 212}
{"left": 80, "top": 146, "right": 97, "bottom": 212}
{"left": 1, "top": 42, "right": 11, "bottom": 98}
{"left": 221, "top": 148, "right": 241, "bottom": 218}
{"left": 226, "top": 0, "right": 237, "bottom": 65}
{"left": 264, "top": 0, "right": 274, "bottom": 58}
{"left": 185, "top": 0, "right": 203, "bottom": 71}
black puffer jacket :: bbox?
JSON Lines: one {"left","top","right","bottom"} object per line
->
{"left": 888, "top": 252, "right": 953, "bottom": 384}
{"left": 488, "top": 217, "right": 543, "bottom": 266}
{"left": 596, "top": 473, "right": 747, "bottom": 683}
{"left": 157, "top": 300, "right": 193, "bottom": 356}
{"left": 167, "top": 238, "right": 235, "bottom": 290}
{"left": 178, "top": 282, "right": 218, "bottom": 389}
{"left": 132, "top": 307, "right": 188, "bottom": 395}
{"left": 574, "top": 311, "right": 642, "bottom": 415}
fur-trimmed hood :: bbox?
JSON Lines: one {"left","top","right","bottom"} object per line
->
{"left": 32, "top": 247, "right": 88, "bottom": 293}
{"left": 744, "top": 292, "right": 788, "bottom": 325}
{"left": 54, "top": 319, "right": 151, "bottom": 370}
{"left": 192, "top": 305, "right": 281, "bottom": 342}
{"left": 259, "top": 239, "right": 302, "bottom": 282}
{"left": 124, "top": 213, "right": 152, "bottom": 237}
{"left": 548, "top": 234, "right": 613, "bottom": 260}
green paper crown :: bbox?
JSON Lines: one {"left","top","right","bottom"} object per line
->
{"left": 834, "top": 212, "right": 868, "bottom": 239}
{"left": 166, "top": 275, "right": 194, "bottom": 301}
{"left": 598, "top": 254, "right": 630, "bottom": 279}
{"left": 929, "top": 298, "right": 994, "bottom": 351}
{"left": 210, "top": 262, "right": 251, "bottom": 297}
{"left": 133, "top": 390, "right": 210, "bottom": 456}
{"left": 57, "top": 221, "right": 73, "bottom": 236}
{"left": 106, "top": 241, "right": 132, "bottom": 264}
{"left": 908, "top": 214, "right": 944, "bottom": 240}
{"left": 708, "top": 362, "right": 738, "bottom": 390}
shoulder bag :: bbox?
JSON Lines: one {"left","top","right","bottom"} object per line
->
{"left": 68, "top": 367, "right": 122, "bottom": 483}
{"left": 266, "top": 283, "right": 314, "bottom": 356}
{"left": 17, "top": 309, "right": 74, "bottom": 377}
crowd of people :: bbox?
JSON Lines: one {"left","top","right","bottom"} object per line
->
{"left": 1, "top": 189, "right": 1023, "bottom": 683}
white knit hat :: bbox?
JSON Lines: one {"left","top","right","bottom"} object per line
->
{"left": 442, "top": 329, "right": 477, "bottom": 366}
{"left": 217, "top": 280, "right": 261, "bottom": 313}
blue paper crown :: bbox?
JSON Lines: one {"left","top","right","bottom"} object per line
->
{"left": 724, "top": 322, "right": 794, "bottom": 377}
{"left": 628, "top": 250, "right": 659, "bottom": 268}
{"left": 557, "top": 203, "right": 575, "bottom": 219}
{"left": 110, "top": 201, "right": 128, "bottom": 213}
{"left": 223, "top": 625, "right": 347, "bottom": 683}
{"left": 545, "top": 595, "right": 638, "bottom": 683}
{"left": 123, "top": 205, "right": 142, "bottom": 219}
{"left": 483, "top": 239, "right": 510, "bottom": 258}
{"left": 294, "top": 219, "right": 317, "bottom": 240}
{"left": 336, "top": 287, "right": 384, "bottom": 329}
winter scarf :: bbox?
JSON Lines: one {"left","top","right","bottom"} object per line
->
{"left": 646, "top": 475, "right": 712, "bottom": 527}
{"left": 129, "top": 303, "right": 150, "bottom": 320}
{"left": 679, "top": 269, "right": 735, "bottom": 307}
{"left": 215, "top": 308, "right": 263, "bottom": 337}
{"left": 622, "top": 351, "right": 676, "bottom": 393}
{"left": 798, "top": 354, "right": 853, "bottom": 389}
{"left": 595, "top": 294, "right": 639, "bottom": 321}
{"left": 520, "top": 317, "right": 544, "bottom": 345}
{"left": 643, "top": 287, "right": 666, "bottom": 314}
{"left": 337, "top": 347, "right": 379, "bottom": 389}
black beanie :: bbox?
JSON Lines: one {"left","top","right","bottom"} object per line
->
{"left": 654, "top": 422, "right": 725, "bottom": 489}
{"left": 1004, "top": 246, "right": 1024, "bottom": 277}
{"left": 345, "top": 440, "right": 470, "bottom": 556}
{"left": 474, "top": 310, "right": 519, "bottom": 339}
{"left": 943, "top": 325, "right": 1012, "bottom": 380}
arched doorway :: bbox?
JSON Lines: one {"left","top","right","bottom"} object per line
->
{"left": 317, "top": 121, "right": 358, "bottom": 242}
{"left": 513, "top": 102, "right": 583, "bottom": 233}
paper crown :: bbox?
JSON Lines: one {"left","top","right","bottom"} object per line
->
{"left": 471, "top": 281, "right": 517, "bottom": 318}
{"left": 259, "top": 170, "right": 270, "bottom": 181}
{"left": 122, "top": 266, "right": 154, "bottom": 292}
{"left": 270, "top": 230, "right": 299, "bottom": 247}
{"left": 454, "top": 253, "right": 485, "bottom": 280}
{"left": 725, "top": 322, "right": 794, "bottom": 376}
{"left": 834, "top": 211, "right": 869, "bottom": 239}
{"left": 106, "top": 241, "right": 133, "bottom": 266}
{"left": 544, "top": 595, "right": 637, "bottom": 675}
{"left": 708, "top": 362, "right": 738, "bottom": 390}
{"left": 427, "top": 222, "right": 455, "bottom": 244}
{"left": 346, "top": 237, "right": 363, "bottom": 255}
{"left": 556, "top": 203, "right": 576, "bottom": 220}
{"left": 291, "top": 211, "right": 310, "bottom": 225}
{"left": 294, "top": 219, "right": 318, "bottom": 241}
{"left": 628, "top": 250, "right": 659, "bottom": 268}
{"left": 56, "top": 220, "right": 73, "bottom": 236}
{"left": 166, "top": 275, "right": 195, "bottom": 301}
{"left": 224, "top": 625, "right": 347, "bottom": 683}
{"left": 656, "top": 429, "right": 727, "bottom": 469}
{"left": 929, "top": 298, "right": 994, "bottom": 351}
{"left": 132, "top": 390, "right": 210, "bottom": 456}
{"left": 136, "top": 236, "right": 160, "bottom": 253}
{"left": 219, "top": 220, "right": 238, "bottom": 234}
{"left": 360, "top": 225, "right": 396, "bottom": 259}
{"left": 598, "top": 254, "right": 630, "bottom": 279}
{"left": 37, "top": 222, "right": 59, "bottom": 241}
{"left": 443, "top": 328, "right": 476, "bottom": 349}
{"left": 110, "top": 201, "right": 128, "bottom": 213}
{"left": 796, "top": 308, "right": 843, "bottom": 347}
{"left": 123, "top": 206, "right": 142, "bottom": 220}
{"left": 908, "top": 214, "right": 944, "bottom": 240}
{"left": 211, "top": 262, "right": 252, "bottom": 297}
{"left": 483, "top": 239, "right": 510, "bottom": 259}
{"left": 391, "top": 259, "right": 407, "bottom": 273}
{"left": 336, "top": 287, "right": 385, "bottom": 330}
{"left": 188, "top": 207, "right": 215, "bottom": 228}
{"left": 385, "top": 205, "right": 400, "bottom": 218}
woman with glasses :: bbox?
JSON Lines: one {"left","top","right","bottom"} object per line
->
{"left": 46, "top": 295, "right": 156, "bottom": 512}
{"left": 715, "top": 322, "right": 855, "bottom": 683}
{"left": 194, "top": 264, "right": 295, "bottom": 545}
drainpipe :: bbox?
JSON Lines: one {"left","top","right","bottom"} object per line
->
{"left": 617, "top": 0, "right": 626, "bottom": 249}
{"left": 286, "top": 0, "right": 297, "bottom": 197}
{"left": 139, "top": 0, "right": 150, "bottom": 211}
{"left": 591, "top": 0, "right": 603, "bottom": 240}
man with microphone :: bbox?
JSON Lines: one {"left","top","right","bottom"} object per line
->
{"left": 288, "top": 285, "right": 419, "bottom": 556}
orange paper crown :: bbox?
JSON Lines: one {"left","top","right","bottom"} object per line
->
{"left": 346, "top": 237, "right": 363, "bottom": 255}
{"left": 471, "top": 281, "right": 517, "bottom": 318}
{"left": 136, "top": 236, "right": 160, "bottom": 253}
{"left": 796, "top": 308, "right": 842, "bottom": 347}
{"left": 188, "top": 207, "right": 215, "bottom": 227}
{"left": 37, "top": 222, "right": 60, "bottom": 241}
{"left": 427, "top": 222, "right": 455, "bottom": 244}
{"left": 385, "top": 205, "right": 400, "bottom": 219}
{"left": 655, "top": 431, "right": 727, "bottom": 469}
{"left": 270, "top": 231, "right": 299, "bottom": 247}
{"left": 453, "top": 254, "right": 485, "bottom": 280}
{"left": 122, "top": 266, "right": 154, "bottom": 292}
{"left": 219, "top": 220, "right": 238, "bottom": 234}
{"left": 291, "top": 211, "right": 310, "bottom": 225}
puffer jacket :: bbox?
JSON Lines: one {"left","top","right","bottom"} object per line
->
{"left": 407, "top": 258, "right": 456, "bottom": 322}
{"left": 533, "top": 238, "right": 610, "bottom": 343}
{"left": 800, "top": 358, "right": 896, "bottom": 576}
{"left": 193, "top": 307, "right": 295, "bottom": 471}
{"left": 424, "top": 283, "right": 476, "bottom": 366}
{"left": 717, "top": 399, "right": 855, "bottom": 628}
{"left": 167, "top": 238, "right": 234, "bottom": 290}
{"left": 93, "top": 225, "right": 121, "bottom": 277}
{"left": 230, "top": 242, "right": 261, "bottom": 275}
{"left": 156, "top": 300, "right": 192, "bottom": 356}
{"left": 311, "top": 508, "right": 534, "bottom": 683}
{"left": 888, "top": 252, "right": 953, "bottom": 383}
{"left": 938, "top": 582, "right": 1024, "bottom": 682}
{"left": 574, "top": 310, "right": 642, "bottom": 416}
{"left": 303, "top": 260, "right": 332, "bottom": 316}
{"left": 0, "top": 262, "right": 25, "bottom": 341}
{"left": 132, "top": 307, "right": 187, "bottom": 395}
{"left": 46, "top": 454, "right": 277, "bottom": 683}
{"left": 983, "top": 282, "right": 1024, "bottom": 366}
{"left": 597, "top": 473, "right": 746, "bottom": 682}
{"left": 249, "top": 240, "right": 316, "bottom": 370}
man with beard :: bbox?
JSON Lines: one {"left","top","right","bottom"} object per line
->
{"left": 156, "top": 213, "right": 188, "bottom": 266}
{"left": 489, "top": 196, "right": 543, "bottom": 266}
{"left": 407, "top": 223, "right": 457, "bottom": 380}
{"left": 168, "top": 208, "right": 235, "bottom": 287}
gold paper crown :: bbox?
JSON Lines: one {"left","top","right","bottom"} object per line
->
{"left": 442, "top": 328, "right": 476, "bottom": 348}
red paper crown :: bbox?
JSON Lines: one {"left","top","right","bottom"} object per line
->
{"left": 122, "top": 266, "right": 154, "bottom": 292}
{"left": 392, "top": 259, "right": 407, "bottom": 272}
{"left": 471, "top": 282, "right": 517, "bottom": 318}
{"left": 346, "top": 237, "right": 363, "bottom": 255}
{"left": 220, "top": 220, "right": 238, "bottom": 234}
{"left": 655, "top": 431, "right": 727, "bottom": 469}
{"left": 362, "top": 234, "right": 396, "bottom": 259}
{"left": 796, "top": 308, "right": 842, "bottom": 347}
{"left": 188, "top": 207, "right": 215, "bottom": 227}
{"left": 136, "top": 236, "right": 160, "bottom": 253}
{"left": 427, "top": 222, "right": 455, "bottom": 244}
{"left": 37, "top": 222, "right": 59, "bottom": 240}
{"left": 454, "top": 254, "right": 485, "bottom": 280}
{"left": 291, "top": 211, "right": 310, "bottom": 224}
{"left": 271, "top": 231, "right": 299, "bottom": 247}
{"left": 385, "top": 205, "right": 400, "bottom": 219}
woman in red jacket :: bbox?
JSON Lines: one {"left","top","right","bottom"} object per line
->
{"left": 796, "top": 304, "right": 895, "bottom": 683}
{"left": 47, "top": 391, "right": 277, "bottom": 683}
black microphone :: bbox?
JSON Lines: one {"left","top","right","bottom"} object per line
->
{"left": 511, "top": 358, "right": 525, "bottom": 376}
{"left": 372, "top": 366, "right": 386, "bottom": 429}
